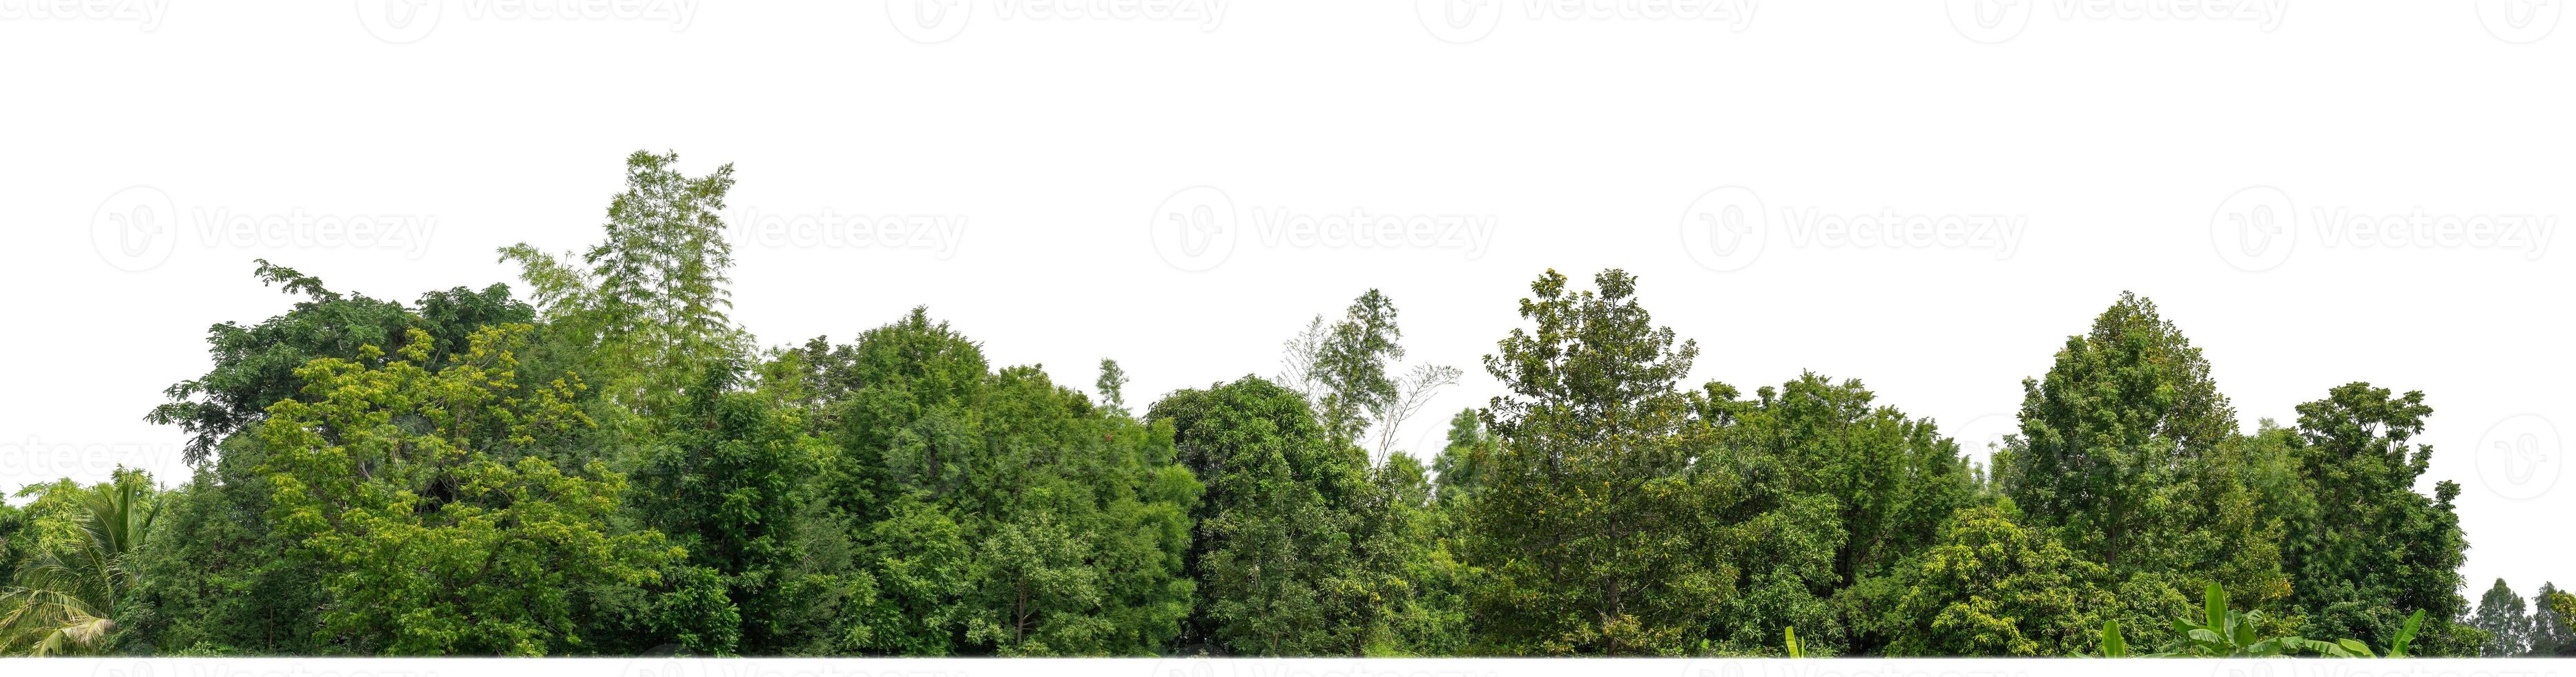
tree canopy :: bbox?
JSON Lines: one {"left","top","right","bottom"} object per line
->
{"left": 0, "top": 151, "right": 2519, "bottom": 658}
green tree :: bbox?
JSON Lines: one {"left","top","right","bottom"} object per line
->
{"left": 123, "top": 450, "right": 331, "bottom": 655}
{"left": 1996, "top": 292, "right": 2240, "bottom": 578}
{"left": 2544, "top": 589, "right": 2576, "bottom": 656}
{"left": 1096, "top": 359, "right": 1132, "bottom": 417}
{"left": 499, "top": 149, "right": 750, "bottom": 446}
{"left": 128, "top": 263, "right": 532, "bottom": 654}
{"left": 1868, "top": 502, "right": 2113, "bottom": 656}
{"left": 2534, "top": 582, "right": 2575, "bottom": 656}
{"left": 1355, "top": 450, "right": 1478, "bottom": 655}
{"left": 2282, "top": 383, "right": 2472, "bottom": 655}
{"left": 0, "top": 502, "right": 23, "bottom": 586}
{"left": 1993, "top": 293, "right": 2292, "bottom": 647}
{"left": 815, "top": 309, "right": 1201, "bottom": 656}
{"left": 632, "top": 362, "right": 854, "bottom": 654}
{"left": 1429, "top": 409, "right": 1495, "bottom": 510}
{"left": 1150, "top": 376, "right": 1371, "bottom": 655}
{"left": 1739, "top": 374, "right": 1977, "bottom": 584}
{"left": 256, "top": 326, "right": 684, "bottom": 655}
{"left": 1278, "top": 291, "right": 1462, "bottom": 461}
{"left": 955, "top": 366, "right": 1200, "bottom": 656}
{"left": 0, "top": 470, "right": 160, "bottom": 656}
{"left": 146, "top": 260, "right": 532, "bottom": 464}
{"left": 2470, "top": 579, "right": 2530, "bottom": 656}
{"left": 1469, "top": 269, "right": 1730, "bottom": 656}
{"left": 1708, "top": 373, "right": 1980, "bottom": 655}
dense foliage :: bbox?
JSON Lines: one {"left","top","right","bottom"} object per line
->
{"left": 1, "top": 151, "right": 2544, "bottom": 658}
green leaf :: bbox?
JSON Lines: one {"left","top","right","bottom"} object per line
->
{"left": 2389, "top": 609, "right": 2423, "bottom": 658}
{"left": 2205, "top": 583, "right": 2228, "bottom": 631}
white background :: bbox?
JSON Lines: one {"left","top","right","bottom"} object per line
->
{"left": 0, "top": 0, "right": 2568, "bottom": 613}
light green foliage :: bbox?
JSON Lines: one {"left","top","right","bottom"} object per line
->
{"left": 2077, "top": 583, "right": 2424, "bottom": 658}
{"left": 256, "top": 326, "right": 680, "bottom": 655}
{"left": 125, "top": 263, "right": 531, "bottom": 655}
{"left": 0, "top": 471, "right": 159, "bottom": 656}
{"left": 1872, "top": 503, "right": 2112, "bottom": 656}
{"left": 147, "top": 260, "right": 534, "bottom": 464}
{"left": 499, "top": 150, "right": 750, "bottom": 444}
{"left": 2091, "top": 620, "right": 2131, "bottom": 657}
{"left": 2167, "top": 583, "right": 2328, "bottom": 657}
{"left": 2546, "top": 589, "right": 2576, "bottom": 653}
{"left": 1096, "top": 359, "right": 1131, "bottom": 417}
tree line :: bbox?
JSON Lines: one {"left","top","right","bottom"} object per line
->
{"left": 0, "top": 151, "right": 2561, "bottom": 657}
